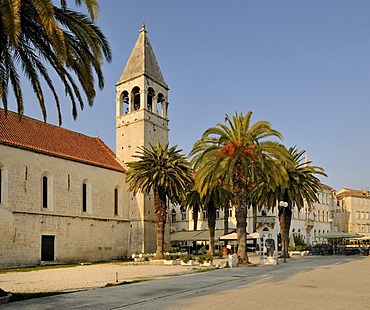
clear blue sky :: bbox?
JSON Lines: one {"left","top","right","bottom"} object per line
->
{"left": 9, "top": 0, "right": 370, "bottom": 191}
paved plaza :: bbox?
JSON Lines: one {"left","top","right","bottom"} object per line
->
{"left": 1, "top": 255, "right": 369, "bottom": 309}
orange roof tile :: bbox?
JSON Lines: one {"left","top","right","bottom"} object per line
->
{"left": 0, "top": 109, "right": 124, "bottom": 172}
{"left": 337, "top": 188, "right": 370, "bottom": 199}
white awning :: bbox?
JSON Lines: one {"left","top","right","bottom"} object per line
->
{"left": 316, "top": 232, "right": 361, "bottom": 239}
{"left": 170, "top": 229, "right": 232, "bottom": 242}
{"left": 219, "top": 232, "right": 259, "bottom": 240}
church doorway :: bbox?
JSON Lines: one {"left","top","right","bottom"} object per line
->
{"left": 41, "top": 235, "right": 55, "bottom": 261}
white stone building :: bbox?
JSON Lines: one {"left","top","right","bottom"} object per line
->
{"left": 170, "top": 182, "right": 337, "bottom": 250}
{"left": 0, "top": 25, "right": 169, "bottom": 268}
{"left": 336, "top": 187, "right": 370, "bottom": 236}
{"left": 290, "top": 183, "right": 337, "bottom": 245}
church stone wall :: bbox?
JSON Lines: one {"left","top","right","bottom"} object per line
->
{"left": 0, "top": 145, "right": 130, "bottom": 268}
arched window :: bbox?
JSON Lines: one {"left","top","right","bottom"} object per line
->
{"left": 181, "top": 206, "right": 186, "bottom": 220}
{"left": 228, "top": 208, "right": 233, "bottom": 217}
{"left": 147, "top": 87, "right": 155, "bottom": 112}
{"left": 114, "top": 187, "right": 119, "bottom": 215}
{"left": 82, "top": 183, "right": 87, "bottom": 212}
{"left": 132, "top": 87, "right": 140, "bottom": 111}
{"left": 41, "top": 172, "right": 53, "bottom": 210}
{"left": 171, "top": 209, "right": 176, "bottom": 222}
{"left": 42, "top": 176, "right": 48, "bottom": 209}
{"left": 157, "top": 93, "right": 165, "bottom": 116}
{"left": 121, "top": 90, "right": 129, "bottom": 114}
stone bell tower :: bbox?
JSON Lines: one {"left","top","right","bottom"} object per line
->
{"left": 115, "top": 25, "right": 169, "bottom": 254}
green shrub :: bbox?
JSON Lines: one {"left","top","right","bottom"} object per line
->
{"left": 169, "top": 247, "right": 180, "bottom": 253}
{"left": 164, "top": 254, "right": 178, "bottom": 260}
{"left": 197, "top": 253, "right": 213, "bottom": 264}
{"left": 181, "top": 254, "right": 193, "bottom": 263}
{"left": 200, "top": 246, "right": 207, "bottom": 255}
{"left": 313, "top": 243, "right": 327, "bottom": 248}
{"left": 293, "top": 234, "right": 306, "bottom": 246}
{"left": 204, "top": 253, "right": 213, "bottom": 263}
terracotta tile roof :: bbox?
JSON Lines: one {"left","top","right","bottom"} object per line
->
{"left": 0, "top": 109, "right": 125, "bottom": 172}
{"left": 337, "top": 188, "right": 370, "bottom": 199}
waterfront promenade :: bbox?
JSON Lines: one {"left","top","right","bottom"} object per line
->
{"left": 1, "top": 255, "right": 369, "bottom": 309}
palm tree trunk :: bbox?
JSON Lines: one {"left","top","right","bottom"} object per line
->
{"left": 252, "top": 203, "right": 257, "bottom": 233}
{"left": 193, "top": 204, "right": 199, "bottom": 254}
{"left": 235, "top": 203, "right": 247, "bottom": 262}
{"left": 223, "top": 203, "right": 229, "bottom": 247}
{"left": 233, "top": 160, "right": 249, "bottom": 264}
{"left": 193, "top": 204, "right": 199, "bottom": 230}
{"left": 154, "top": 191, "right": 167, "bottom": 259}
{"left": 207, "top": 204, "right": 216, "bottom": 255}
{"left": 278, "top": 204, "right": 292, "bottom": 260}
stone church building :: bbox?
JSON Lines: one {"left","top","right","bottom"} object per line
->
{"left": 0, "top": 25, "right": 169, "bottom": 268}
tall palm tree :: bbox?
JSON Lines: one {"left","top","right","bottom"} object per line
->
{"left": 257, "top": 146, "right": 326, "bottom": 260}
{"left": 184, "top": 177, "right": 231, "bottom": 255}
{"left": 223, "top": 202, "right": 230, "bottom": 242}
{"left": 184, "top": 183, "right": 202, "bottom": 253}
{"left": 200, "top": 182, "right": 232, "bottom": 256}
{"left": 184, "top": 179, "right": 201, "bottom": 231}
{"left": 190, "top": 111, "right": 287, "bottom": 263}
{"left": 125, "top": 142, "right": 193, "bottom": 259}
{"left": 0, "top": 0, "right": 111, "bottom": 124}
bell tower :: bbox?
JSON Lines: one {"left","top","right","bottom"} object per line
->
{"left": 116, "top": 25, "right": 169, "bottom": 254}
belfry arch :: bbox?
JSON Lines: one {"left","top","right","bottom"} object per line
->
{"left": 120, "top": 90, "right": 129, "bottom": 114}
{"left": 147, "top": 87, "right": 155, "bottom": 112}
{"left": 157, "top": 93, "right": 168, "bottom": 118}
{"left": 132, "top": 87, "right": 141, "bottom": 111}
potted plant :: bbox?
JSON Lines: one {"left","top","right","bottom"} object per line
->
{"left": 163, "top": 254, "right": 180, "bottom": 265}
{"left": 181, "top": 254, "right": 195, "bottom": 266}
{"left": 198, "top": 253, "right": 213, "bottom": 266}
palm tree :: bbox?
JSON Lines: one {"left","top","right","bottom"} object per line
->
{"left": 125, "top": 142, "right": 193, "bottom": 259}
{"left": 184, "top": 184, "right": 202, "bottom": 253}
{"left": 257, "top": 146, "right": 326, "bottom": 260}
{"left": 184, "top": 177, "right": 231, "bottom": 255}
{"left": 200, "top": 180, "right": 232, "bottom": 256}
{"left": 190, "top": 111, "right": 287, "bottom": 263}
{"left": 0, "top": 0, "right": 111, "bottom": 124}
{"left": 223, "top": 202, "right": 230, "bottom": 242}
{"left": 184, "top": 179, "right": 201, "bottom": 231}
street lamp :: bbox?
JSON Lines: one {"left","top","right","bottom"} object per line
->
{"left": 279, "top": 201, "right": 289, "bottom": 263}
{"left": 328, "top": 219, "right": 334, "bottom": 253}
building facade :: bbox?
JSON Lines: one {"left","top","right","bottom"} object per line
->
{"left": 170, "top": 183, "right": 337, "bottom": 250}
{"left": 289, "top": 183, "right": 337, "bottom": 245}
{"left": 0, "top": 26, "right": 168, "bottom": 268}
{"left": 336, "top": 187, "right": 370, "bottom": 236}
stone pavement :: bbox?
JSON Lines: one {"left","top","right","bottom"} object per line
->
{"left": 1, "top": 255, "right": 369, "bottom": 309}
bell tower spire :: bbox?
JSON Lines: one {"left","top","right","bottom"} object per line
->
{"left": 115, "top": 26, "right": 169, "bottom": 254}
{"left": 115, "top": 25, "right": 169, "bottom": 163}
